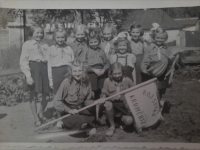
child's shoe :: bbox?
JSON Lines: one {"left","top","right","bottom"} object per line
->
{"left": 88, "top": 128, "right": 97, "bottom": 136}
{"left": 56, "top": 121, "right": 64, "bottom": 129}
{"left": 105, "top": 127, "right": 115, "bottom": 137}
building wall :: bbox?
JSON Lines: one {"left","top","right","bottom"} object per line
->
{"left": 182, "top": 26, "right": 196, "bottom": 31}
{"left": 8, "top": 27, "right": 24, "bottom": 47}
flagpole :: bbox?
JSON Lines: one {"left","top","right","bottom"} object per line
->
{"left": 35, "top": 78, "right": 157, "bottom": 131}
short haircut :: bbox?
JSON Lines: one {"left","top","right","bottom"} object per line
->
{"left": 29, "top": 26, "right": 44, "bottom": 39}
{"left": 108, "top": 62, "right": 125, "bottom": 81}
{"left": 102, "top": 23, "right": 117, "bottom": 36}
{"left": 73, "top": 24, "right": 88, "bottom": 34}
{"left": 53, "top": 29, "right": 68, "bottom": 42}
{"left": 66, "top": 59, "right": 89, "bottom": 86}
{"left": 151, "top": 28, "right": 168, "bottom": 41}
{"left": 114, "top": 37, "right": 131, "bottom": 53}
{"left": 130, "top": 24, "right": 144, "bottom": 36}
{"left": 87, "top": 29, "right": 101, "bottom": 46}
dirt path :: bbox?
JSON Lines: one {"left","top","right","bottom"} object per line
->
{"left": 0, "top": 78, "right": 200, "bottom": 143}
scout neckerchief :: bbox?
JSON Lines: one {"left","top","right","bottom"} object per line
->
{"left": 74, "top": 39, "right": 86, "bottom": 58}
{"left": 56, "top": 43, "right": 67, "bottom": 58}
{"left": 104, "top": 42, "right": 111, "bottom": 59}
{"left": 154, "top": 44, "right": 166, "bottom": 60}
{"left": 113, "top": 78, "right": 124, "bottom": 100}
{"left": 131, "top": 39, "right": 145, "bottom": 54}
{"left": 74, "top": 80, "right": 84, "bottom": 105}
{"left": 34, "top": 40, "right": 46, "bottom": 61}
{"left": 102, "top": 38, "right": 113, "bottom": 58}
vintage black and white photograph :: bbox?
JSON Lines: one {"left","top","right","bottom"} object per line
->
{"left": 0, "top": 5, "right": 200, "bottom": 145}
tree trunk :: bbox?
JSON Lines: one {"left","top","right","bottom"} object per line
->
{"left": 23, "top": 10, "right": 26, "bottom": 42}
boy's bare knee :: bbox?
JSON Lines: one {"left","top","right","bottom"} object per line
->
{"left": 121, "top": 116, "right": 133, "bottom": 126}
{"left": 105, "top": 102, "right": 113, "bottom": 111}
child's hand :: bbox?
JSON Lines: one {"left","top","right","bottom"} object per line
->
{"left": 26, "top": 76, "right": 34, "bottom": 85}
{"left": 93, "top": 69, "right": 102, "bottom": 76}
{"left": 49, "top": 82, "right": 54, "bottom": 90}
{"left": 99, "top": 69, "right": 105, "bottom": 76}
{"left": 94, "top": 98, "right": 105, "bottom": 105}
{"left": 141, "top": 69, "right": 150, "bottom": 76}
{"left": 104, "top": 101, "right": 113, "bottom": 111}
{"left": 68, "top": 109, "right": 78, "bottom": 115}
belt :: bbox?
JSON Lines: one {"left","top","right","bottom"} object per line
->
{"left": 66, "top": 103, "right": 83, "bottom": 109}
{"left": 29, "top": 60, "right": 47, "bottom": 64}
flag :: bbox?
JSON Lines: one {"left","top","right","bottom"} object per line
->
{"left": 125, "top": 78, "right": 162, "bottom": 129}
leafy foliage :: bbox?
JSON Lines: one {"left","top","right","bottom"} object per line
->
{"left": 0, "top": 45, "right": 21, "bottom": 70}
{"left": 0, "top": 74, "right": 29, "bottom": 106}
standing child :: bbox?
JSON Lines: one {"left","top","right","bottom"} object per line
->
{"left": 130, "top": 24, "right": 148, "bottom": 84}
{"left": 141, "top": 28, "right": 173, "bottom": 99}
{"left": 67, "top": 24, "right": 88, "bottom": 63}
{"left": 86, "top": 29, "right": 110, "bottom": 100}
{"left": 53, "top": 60, "right": 96, "bottom": 135}
{"left": 100, "top": 23, "right": 116, "bottom": 59}
{"left": 110, "top": 35, "right": 136, "bottom": 83}
{"left": 20, "top": 26, "right": 50, "bottom": 126}
{"left": 98, "top": 62, "right": 135, "bottom": 136}
{"left": 48, "top": 29, "right": 74, "bottom": 94}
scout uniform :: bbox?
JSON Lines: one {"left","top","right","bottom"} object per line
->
{"left": 101, "top": 77, "right": 134, "bottom": 116}
{"left": 20, "top": 39, "right": 50, "bottom": 94}
{"left": 86, "top": 47, "right": 110, "bottom": 91}
{"left": 110, "top": 53, "right": 136, "bottom": 81}
{"left": 141, "top": 43, "right": 172, "bottom": 97}
{"left": 53, "top": 78, "right": 95, "bottom": 130}
{"left": 68, "top": 39, "right": 88, "bottom": 63}
{"left": 130, "top": 40, "right": 148, "bottom": 84}
{"left": 48, "top": 43, "right": 74, "bottom": 94}
{"left": 100, "top": 39, "right": 115, "bottom": 60}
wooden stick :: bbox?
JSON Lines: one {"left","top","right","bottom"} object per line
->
{"left": 35, "top": 78, "right": 157, "bottom": 131}
{"left": 168, "top": 54, "right": 179, "bottom": 84}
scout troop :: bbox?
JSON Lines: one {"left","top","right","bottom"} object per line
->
{"left": 20, "top": 23, "right": 174, "bottom": 136}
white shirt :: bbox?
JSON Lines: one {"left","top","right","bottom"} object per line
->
{"left": 19, "top": 39, "right": 49, "bottom": 78}
{"left": 48, "top": 44, "right": 74, "bottom": 87}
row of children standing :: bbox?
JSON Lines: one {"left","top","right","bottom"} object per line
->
{"left": 20, "top": 22, "right": 172, "bottom": 136}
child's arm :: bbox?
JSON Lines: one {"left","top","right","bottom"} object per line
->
{"left": 141, "top": 49, "right": 151, "bottom": 75}
{"left": 131, "top": 54, "right": 137, "bottom": 85}
{"left": 132, "top": 64, "right": 136, "bottom": 85}
{"left": 47, "top": 47, "right": 53, "bottom": 89}
{"left": 102, "top": 50, "right": 110, "bottom": 70}
{"left": 69, "top": 46, "right": 75, "bottom": 62}
{"left": 19, "top": 41, "right": 33, "bottom": 85}
{"left": 53, "top": 79, "right": 70, "bottom": 113}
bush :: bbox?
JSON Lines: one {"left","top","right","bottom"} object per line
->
{"left": 0, "top": 45, "right": 21, "bottom": 70}
{"left": 0, "top": 74, "right": 29, "bottom": 106}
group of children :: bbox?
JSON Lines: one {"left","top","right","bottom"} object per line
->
{"left": 20, "top": 22, "right": 173, "bottom": 137}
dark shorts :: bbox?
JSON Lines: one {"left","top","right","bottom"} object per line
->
{"left": 135, "top": 54, "right": 144, "bottom": 84}
{"left": 24, "top": 61, "right": 50, "bottom": 94}
{"left": 87, "top": 65, "right": 106, "bottom": 91}
{"left": 61, "top": 100, "right": 95, "bottom": 130}
{"left": 112, "top": 101, "right": 131, "bottom": 116}
{"left": 52, "top": 65, "right": 70, "bottom": 94}
{"left": 123, "top": 66, "right": 133, "bottom": 81}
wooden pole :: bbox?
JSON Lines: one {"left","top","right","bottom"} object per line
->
{"left": 81, "top": 10, "right": 84, "bottom": 24}
{"left": 23, "top": 10, "right": 26, "bottom": 42}
{"left": 35, "top": 78, "right": 157, "bottom": 131}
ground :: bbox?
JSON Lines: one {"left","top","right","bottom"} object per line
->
{"left": 0, "top": 75, "right": 200, "bottom": 143}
